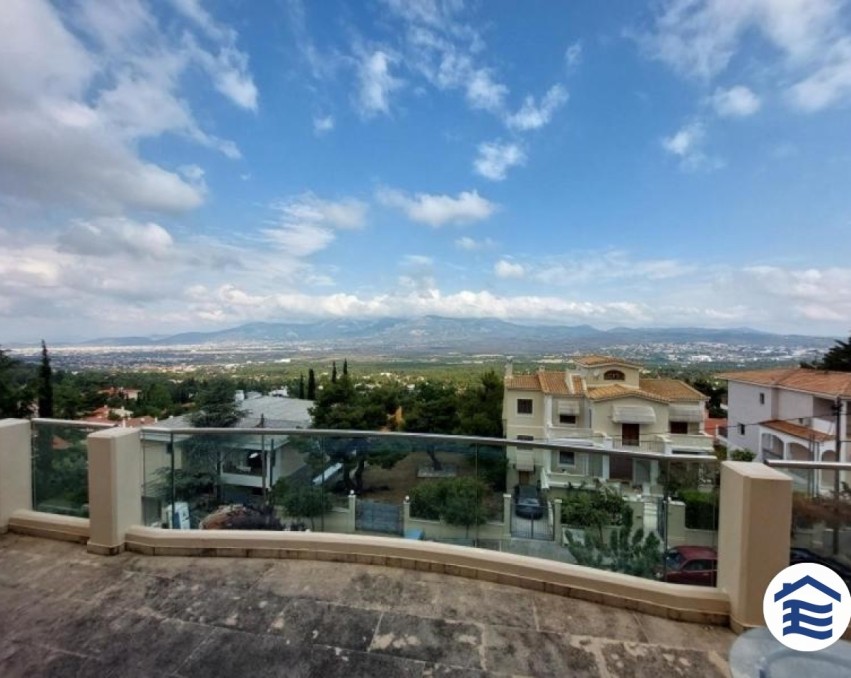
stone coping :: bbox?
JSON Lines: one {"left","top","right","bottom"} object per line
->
{"left": 8, "top": 509, "right": 89, "bottom": 544}
{"left": 125, "top": 525, "right": 730, "bottom": 626}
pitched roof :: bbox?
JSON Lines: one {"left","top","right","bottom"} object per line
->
{"left": 505, "top": 374, "right": 541, "bottom": 391}
{"left": 717, "top": 368, "right": 851, "bottom": 398}
{"left": 640, "top": 379, "right": 708, "bottom": 402}
{"left": 586, "top": 384, "right": 670, "bottom": 404}
{"left": 574, "top": 355, "right": 641, "bottom": 368}
{"left": 762, "top": 419, "right": 834, "bottom": 443}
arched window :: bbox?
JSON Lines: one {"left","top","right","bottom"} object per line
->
{"left": 603, "top": 370, "right": 625, "bottom": 381}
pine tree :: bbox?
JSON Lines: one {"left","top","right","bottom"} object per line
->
{"left": 298, "top": 373, "right": 305, "bottom": 399}
{"left": 38, "top": 340, "right": 54, "bottom": 418}
{"left": 819, "top": 335, "right": 851, "bottom": 372}
{"left": 331, "top": 361, "right": 338, "bottom": 384}
{"left": 307, "top": 369, "right": 316, "bottom": 400}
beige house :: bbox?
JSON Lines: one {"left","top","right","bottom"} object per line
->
{"left": 503, "top": 355, "right": 713, "bottom": 494}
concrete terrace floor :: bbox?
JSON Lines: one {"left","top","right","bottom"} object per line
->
{"left": 0, "top": 534, "right": 736, "bottom": 677}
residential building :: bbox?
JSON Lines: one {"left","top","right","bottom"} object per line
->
{"left": 141, "top": 394, "right": 314, "bottom": 524}
{"left": 717, "top": 367, "right": 851, "bottom": 493}
{"left": 502, "top": 355, "right": 712, "bottom": 495}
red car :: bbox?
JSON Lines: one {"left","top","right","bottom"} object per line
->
{"left": 661, "top": 546, "right": 718, "bottom": 586}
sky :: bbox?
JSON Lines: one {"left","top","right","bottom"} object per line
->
{"left": 2, "top": 0, "right": 851, "bottom": 343}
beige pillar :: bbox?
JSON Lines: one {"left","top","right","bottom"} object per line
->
{"left": 0, "top": 419, "right": 32, "bottom": 533}
{"left": 87, "top": 427, "right": 143, "bottom": 555}
{"left": 717, "top": 461, "right": 792, "bottom": 632}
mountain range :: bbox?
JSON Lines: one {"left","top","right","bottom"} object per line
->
{"left": 72, "top": 316, "right": 835, "bottom": 355}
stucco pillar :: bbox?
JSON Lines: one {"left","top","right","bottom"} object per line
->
{"left": 717, "top": 461, "right": 792, "bottom": 632}
{"left": 86, "top": 427, "right": 143, "bottom": 555}
{"left": 0, "top": 419, "right": 32, "bottom": 533}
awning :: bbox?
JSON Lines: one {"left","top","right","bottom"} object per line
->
{"left": 612, "top": 405, "right": 656, "bottom": 424}
{"left": 557, "top": 400, "right": 580, "bottom": 415}
{"left": 515, "top": 449, "right": 535, "bottom": 471}
{"left": 668, "top": 404, "right": 704, "bottom": 422}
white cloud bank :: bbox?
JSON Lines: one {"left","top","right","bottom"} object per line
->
{"left": 473, "top": 141, "right": 526, "bottom": 181}
{"left": 377, "top": 188, "right": 496, "bottom": 226}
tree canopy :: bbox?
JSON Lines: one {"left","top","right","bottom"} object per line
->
{"left": 810, "top": 334, "right": 851, "bottom": 372}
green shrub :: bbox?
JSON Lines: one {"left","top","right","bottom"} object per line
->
{"left": 680, "top": 489, "right": 718, "bottom": 530}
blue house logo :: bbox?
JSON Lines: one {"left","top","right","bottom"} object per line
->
{"left": 764, "top": 563, "right": 851, "bottom": 652}
{"left": 774, "top": 574, "right": 841, "bottom": 641}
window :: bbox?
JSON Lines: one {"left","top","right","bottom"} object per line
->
{"left": 603, "top": 370, "right": 625, "bottom": 381}
{"left": 558, "top": 450, "right": 575, "bottom": 466}
{"left": 683, "top": 559, "right": 715, "bottom": 572}
{"left": 739, "top": 423, "right": 745, "bottom": 435}
{"left": 670, "top": 421, "right": 688, "bottom": 434}
{"left": 517, "top": 398, "right": 533, "bottom": 415}
{"left": 759, "top": 393, "right": 765, "bottom": 405}
{"left": 516, "top": 434, "right": 534, "bottom": 449}
{"left": 558, "top": 413, "right": 577, "bottom": 425}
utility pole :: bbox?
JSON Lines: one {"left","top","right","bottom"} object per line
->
{"left": 832, "top": 397, "right": 843, "bottom": 555}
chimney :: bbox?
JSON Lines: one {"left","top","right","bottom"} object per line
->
{"left": 537, "top": 364, "right": 545, "bottom": 374}
{"left": 505, "top": 357, "right": 514, "bottom": 379}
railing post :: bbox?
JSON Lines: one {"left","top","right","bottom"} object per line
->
{"left": 347, "top": 491, "right": 357, "bottom": 534}
{"left": 502, "top": 493, "right": 512, "bottom": 539}
{"left": 717, "top": 461, "right": 792, "bottom": 632}
{"left": 86, "top": 427, "right": 143, "bottom": 555}
{"left": 553, "top": 498, "right": 562, "bottom": 543}
{"left": 0, "top": 419, "right": 32, "bottom": 533}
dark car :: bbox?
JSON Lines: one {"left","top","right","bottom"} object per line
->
{"left": 514, "top": 485, "right": 545, "bottom": 520}
{"left": 661, "top": 546, "right": 718, "bottom": 587}
{"left": 790, "top": 548, "right": 851, "bottom": 590}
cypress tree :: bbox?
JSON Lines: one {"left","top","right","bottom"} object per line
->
{"left": 331, "top": 360, "right": 337, "bottom": 384}
{"left": 298, "top": 373, "right": 305, "bottom": 399}
{"left": 343, "top": 359, "right": 348, "bottom": 377}
{"left": 307, "top": 369, "right": 316, "bottom": 400}
{"left": 38, "top": 340, "right": 54, "bottom": 418}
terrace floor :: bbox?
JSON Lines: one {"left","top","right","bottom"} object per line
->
{"left": 0, "top": 534, "right": 735, "bottom": 677}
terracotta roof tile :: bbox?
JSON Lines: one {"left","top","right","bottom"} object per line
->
{"left": 640, "top": 378, "right": 708, "bottom": 402}
{"left": 572, "top": 375, "right": 586, "bottom": 395}
{"left": 505, "top": 374, "right": 541, "bottom": 391}
{"left": 762, "top": 419, "right": 833, "bottom": 443}
{"left": 585, "top": 384, "right": 668, "bottom": 404}
{"left": 538, "top": 372, "right": 570, "bottom": 395}
{"left": 717, "top": 368, "right": 851, "bottom": 398}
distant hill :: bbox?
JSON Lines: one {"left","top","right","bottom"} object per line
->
{"left": 75, "top": 316, "right": 835, "bottom": 355}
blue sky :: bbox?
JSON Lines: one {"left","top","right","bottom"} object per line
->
{"left": 2, "top": 0, "right": 851, "bottom": 343}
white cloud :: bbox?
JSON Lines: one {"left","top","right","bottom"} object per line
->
{"left": 661, "top": 121, "right": 722, "bottom": 172}
{"left": 638, "top": 0, "right": 851, "bottom": 112}
{"left": 565, "top": 41, "right": 583, "bottom": 68}
{"left": 710, "top": 85, "right": 761, "bottom": 117}
{"left": 534, "top": 251, "right": 695, "bottom": 285}
{"left": 264, "top": 193, "right": 368, "bottom": 258}
{"left": 455, "top": 236, "right": 495, "bottom": 251}
{"left": 57, "top": 217, "right": 175, "bottom": 260}
{"left": 505, "top": 85, "right": 569, "bottom": 131}
{"left": 0, "top": 0, "right": 254, "bottom": 214}
{"left": 377, "top": 188, "right": 496, "bottom": 227}
{"left": 466, "top": 68, "right": 508, "bottom": 112}
{"left": 274, "top": 193, "right": 367, "bottom": 229}
{"left": 356, "top": 50, "right": 404, "bottom": 117}
{"left": 494, "top": 260, "right": 525, "bottom": 279}
{"left": 473, "top": 141, "right": 526, "bottom": 181}
{"left": 313, "top": 114, "right": 335, "bottom": 135}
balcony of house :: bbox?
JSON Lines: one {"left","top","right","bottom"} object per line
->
{"left": 1, "top": 415, "right": 832, "bottom": 672}
{"left": 759, "top": 423, "right": 839, "bottom": 495}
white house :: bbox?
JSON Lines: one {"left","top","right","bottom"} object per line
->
{"left": 502, "top": 356, "right": 713, "bottom": 495}
{"left": 718, "top": 367, "right": 851, "bottom": 494}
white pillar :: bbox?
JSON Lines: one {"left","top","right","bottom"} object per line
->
{"left": 717, "top": 461, "right": 792, "bottom": 632}
{"left": 86, "top": 427, "right": 143, "bottom": 555}
{"left": 0, "top": 419, "right": 32, "bottom": 533}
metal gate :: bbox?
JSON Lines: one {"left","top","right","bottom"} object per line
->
{"left": 356, "top": 500, "right": 403, "bottom": 536}
{"left": 510, "top": 499, "right": 554, "bottom": 541}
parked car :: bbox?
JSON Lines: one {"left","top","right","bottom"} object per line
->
{"left": 661, "top": 546, "right": 718, "bottom": 586}
{"left": 514, "top": 485, "right": 545, "bottom": 520}
{"left": 789, "top": 548, "right": 851, "bottom": 590}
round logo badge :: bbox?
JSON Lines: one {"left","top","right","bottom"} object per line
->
{"left": 763, "top": 562, "right": 851, "bottom": 652}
